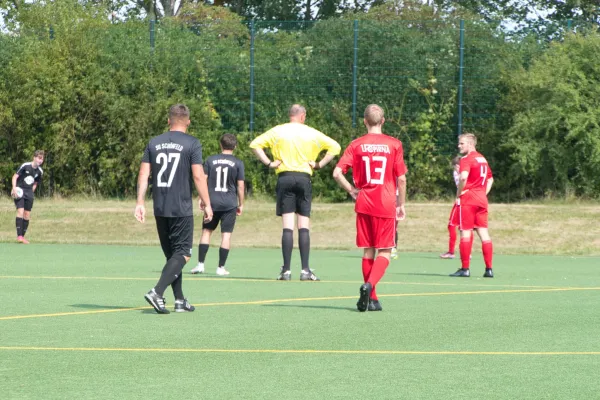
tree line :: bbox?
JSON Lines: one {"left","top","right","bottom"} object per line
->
{"left": 0, "top": 1, "right": 599, "bottom": 201}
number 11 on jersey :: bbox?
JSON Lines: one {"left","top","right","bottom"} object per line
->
{"left": 215, "top": 166, "right": 228, "bottom": 192}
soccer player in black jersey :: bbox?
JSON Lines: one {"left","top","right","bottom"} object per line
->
{"left": 135, "top": 104, "right": 213, "bottom": 314}
{"left": 11, "top": 150, "right": 45, "bottom": 244}
{"left": 190, "top": 134, "right": 245, "bottom": 276}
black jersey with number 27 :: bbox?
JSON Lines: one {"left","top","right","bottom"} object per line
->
{"left": 142, "top": 131, "right": 203, "bottom": 217}
{"left": 204, "top": 154, "right": 245, "bottom": 212}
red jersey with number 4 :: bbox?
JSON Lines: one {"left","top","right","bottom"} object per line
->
{"left": 459, "top": 151, "right": 492, "bottom": 208}
{"left": 336, "top": 133, "right": 407, "bottom": 218}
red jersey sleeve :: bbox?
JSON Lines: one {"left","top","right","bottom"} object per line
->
{"left": 336, "top": 144, "right": 354, "bottom": 174}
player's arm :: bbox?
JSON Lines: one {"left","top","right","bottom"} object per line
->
{"left": 237, "top": 180, "right": 245, "bottom": 216}
{"left": 251, "top": 147, "right": 280, "bottom": 169}
{"left": 457, "top": 171, "right": 469, "bottom": 198}
{"left": 250, "top": 130, "right": 280, "bottom": 168}
{"left": 311, "top": 133, "right": 341, "bottom": 170}
{"left": 192, "top": 164, "right": 213, "bottom": 222}
{"left": 134, "top": 162, "right": 150, "bottom": 223}
{"left": 11, "top": 173, "right": 19, "bottom": 198}
{"left": 486, "top": 177, "right": 494, "bottom": 195}
{"left": 396, "top": 174, "right": 407, "bottom": 220}
{"left": 332, "top": 167, "right": 359, "bottom": 200}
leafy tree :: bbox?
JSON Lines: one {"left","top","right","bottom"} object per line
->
{"left": 501, "top": 32, "right": 600, "bottom": 199}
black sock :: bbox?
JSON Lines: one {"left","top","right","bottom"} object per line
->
{"left": 171, "top": 274, "right": 184, "bottom": 301}
{"left": 299, "top": 228, "right": 310, "bottom": 270}
{"left": 282, "top": 229, "right": 293, "bottom": 271}
{"left": 198, "top": 244, "right": 209, "bottom": 263}
{"left": 22, "top": 219, "right": 30, "bottom": 237}
{"left": 218, "top": 247, "right": 229, "bottom": 268}
{"left": 154, "top": 255, "right": 187, "bottom": 297}
{"left": 16, "top": 217, "right": 23, "bottom": 237}
{"left": 395, "top": 229, "right": 398, "bottom": 249}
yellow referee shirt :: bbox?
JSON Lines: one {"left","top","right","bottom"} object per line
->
{"left": 250, "top": 123, "right": 341, "bottom": 175}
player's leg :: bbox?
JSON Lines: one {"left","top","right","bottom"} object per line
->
{"left": 145, "top": 217, "right": 192, "bottom": 314}
{"left": 20, "top": 197, "right": 33, "bottom": 244}
{"left": 391, "top": 220, "right": 399, "bottom": 260}
{"left": 168, "top": 216, "right": 195, "bottom": 312}
{"left": 14, "top": 197, "right": 25, "bottom": 242}
{"left": 441, "top": 204, "right": 459, "bottom": 259}
{"left": 276, "top": 174, "right": 296, "bottom": 280}
{"left": 295, "top": 174, "right": 317, "bottom": 280}
{"left": 192, "top": 214, "right": 219, "bottom": 274}
{"left": 365, "top": 217, "right": 394, "bottom": 294}
{"left": 475, "top": 208, "right": 493, "bottom": 277}
{"left": 144, "top": 217, "right": 174, "bottom": 313}
{"left": 216, "top": 209, "right": 237, "bottom": 276}
{"left": 450, "top": 205, "right": 473, "bottom": 277}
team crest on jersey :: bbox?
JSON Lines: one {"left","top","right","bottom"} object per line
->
{"left": 24, "top": 176, "right": 35, "bottom": 185}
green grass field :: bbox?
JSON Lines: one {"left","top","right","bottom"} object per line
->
{"left": 2, "top": 243, "right": 599, "bottom": 399}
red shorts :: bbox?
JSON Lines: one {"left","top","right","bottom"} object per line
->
{"left": 356, "top": 213, "right": 396, "bottom": 249}
{"left": 448, "top": 204, "right": 459, "bottom": 227}
{"left": 459, "top": 205, "right": 488, "bottom": 230}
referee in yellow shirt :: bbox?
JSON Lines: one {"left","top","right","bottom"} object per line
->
{"left": 250, "top": 104, "right": 341, "bottom": 281}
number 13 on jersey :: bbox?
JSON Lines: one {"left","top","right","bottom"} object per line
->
{"left": 362, "top": 156, "right": 387, "bottom": 185}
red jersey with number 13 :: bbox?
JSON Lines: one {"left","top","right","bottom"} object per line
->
{"left": 459, "top": 151, "right": 492, "bottom": 208}
{"left": 336, "top": 133, "right": 407, "bottom": 218}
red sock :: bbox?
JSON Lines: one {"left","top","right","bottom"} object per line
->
{"left": 367, "top": 256, "right": 389, "bottom": 288}
{"left": 460, "top": 237, "right": 472, "bottom": 269}
{"left": 448, "top": 225, "right": 457, "bottom": 254}
{"left": 362, "top": 258, "right": 377, "bottom": 300}
{"left": 482, "top": 240, "right": 493, "bottom": 269}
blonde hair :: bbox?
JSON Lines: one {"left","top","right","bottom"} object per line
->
{"left": 458, "top": 133, "right": 477, "bottom": 146}
{"left": 364, "top": 104, "right": 384, "bottom": 127}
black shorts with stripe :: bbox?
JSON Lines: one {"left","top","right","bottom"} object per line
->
{"left": 154, "top": 216, "right": 194, "bottom": 259}
{"left": 275, "top": 172, "right": 312, "bottom": 217}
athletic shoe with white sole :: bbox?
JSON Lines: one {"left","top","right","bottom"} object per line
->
{"left": 144, "top": 289, "right": 169, "bottom": 314}
{"left": 216, "top": 267, "right": 230, "bottom": 276}
{"left": 277, "top": 268, "right": 291, "bottom": 281}
{"left": 300, "top": 269, "right": 320, "bottom": 281}
{"left": 174, "top": 298, "right": 195, "bottom": 312}
{"left": 190, "top": 263, "right": 205, "bottom": 274}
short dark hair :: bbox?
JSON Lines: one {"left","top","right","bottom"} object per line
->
{"left": 169, "top": 104, "right": 190, "bottom": 122}
{"left": 288, "top": 104, "right": 306, "bottom": 117}
{"left": 452, "top": 156, "right": 461, "bottom": 166}
{"left": 34, "top": 150, "right": 45, "bottom": 158}
{"left": 220, "top": 133, "right": 237, "bottom": 151}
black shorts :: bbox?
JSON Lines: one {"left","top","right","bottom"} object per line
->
{"left": 14, "top": 194, "right": 34, "bottom": 211}
{"left": 154, "top": 216, "right": 194, "bottom": 259}
{"left": 202, "top": 208, "right": 237, "bottom": 233}
{"left": 275, "top": 172, "right": 312, "bottom": 217}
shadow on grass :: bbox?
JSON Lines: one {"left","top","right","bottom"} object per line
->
{"left": 262, "top": 304, "right": 357, "bottom": 312}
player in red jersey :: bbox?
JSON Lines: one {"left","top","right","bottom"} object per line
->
{"left": 450, "top": 133, "right": 494, "bottom": 278}
{"left": 440, "top": 156, "right": 462, "bottom": 259}
{"left": 333, "top": 104, "right": 407, "bottom": 311}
